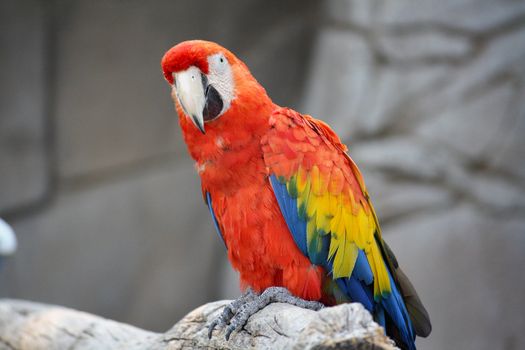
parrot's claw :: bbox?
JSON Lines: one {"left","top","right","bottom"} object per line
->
{"left": 208, "top": 287, "right": 324, "bottom": 341}
{"left": 208, "top": 288, "right": 257, "bottom": 339}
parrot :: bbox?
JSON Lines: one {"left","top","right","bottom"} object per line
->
{"left": 161, "top": 40, "right": 431, "bottom": 350}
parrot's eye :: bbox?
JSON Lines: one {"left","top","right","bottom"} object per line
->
{"left": 220, "top": 57, "right": 224, "bottom": 63}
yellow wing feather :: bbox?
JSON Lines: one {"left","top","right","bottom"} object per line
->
{"left": 262, "top": 108, "right": 392, "bottom": 299}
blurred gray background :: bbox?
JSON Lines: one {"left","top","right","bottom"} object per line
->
{"left": 1, "top": 1, "right": 524, "bottom": 349}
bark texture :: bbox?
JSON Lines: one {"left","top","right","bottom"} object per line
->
{"left": 0, "top": 299, "right": 397, "bottom": 350}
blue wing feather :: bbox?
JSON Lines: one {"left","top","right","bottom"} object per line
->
{"left": 269, "top": 175, "right": 308, "bottom": 255}
{"left": 381, "top": 272, "right": 416, "bottom": 349}
{"left": 354, "top": 250, "right": 374, "bottom": 285}
{"left": 205, "top": 192, "right": 226, "bottom": 248}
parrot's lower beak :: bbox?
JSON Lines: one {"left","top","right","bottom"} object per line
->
{"left": 192, "top": 114, "right": 206, "bottom": 134}
{"left": 173, "top": 67, "right": 224, "bottom": 134}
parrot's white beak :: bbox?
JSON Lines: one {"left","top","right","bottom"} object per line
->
{"left": 173, "top": 66, "right": 207, "bottom": 134}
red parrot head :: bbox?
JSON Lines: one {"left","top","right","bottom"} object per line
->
{"left": 161, "top": 40, "right": 270, "bottom": 134}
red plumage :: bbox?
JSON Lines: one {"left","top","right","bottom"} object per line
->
{"left": 162, "top": 40, "right": 326, "bottom": 301}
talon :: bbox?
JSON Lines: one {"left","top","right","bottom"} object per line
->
{"left": 225, "top": 325, "right": 235, "bottom": 340}
{"left": 207, "top": 321, "right": 217, "bottom": 339}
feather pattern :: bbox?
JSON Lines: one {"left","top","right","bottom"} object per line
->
{"left": 262, "top": 107, "right": 419, "bottom": 350}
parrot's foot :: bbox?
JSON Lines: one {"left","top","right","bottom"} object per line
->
{"left": 208, "top": 286, "right": 324, "bottom": 341}
{"left": 207, "top": 288, "right": 257, "bottom": 339}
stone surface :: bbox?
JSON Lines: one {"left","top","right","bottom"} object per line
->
{"left": 0, "top": 299, "right": 156, "bottom": 350}
{"left": 328, "top": 0, "right": 525, "bottom": 31}
{"left": 0, "top": 1, "right": 49, "bottom": 213}
{"left": 0, "top": 299, "right": 397, "bottom": 350}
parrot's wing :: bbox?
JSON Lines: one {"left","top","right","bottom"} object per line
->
{"left": 205, "top": 192, "right": 226, "bottom": 248}
{"left": 261, "top": 107, "right": 426, "bottom": 349}
{"left": 261, "top": 107, "right": 388, "bottom": 291}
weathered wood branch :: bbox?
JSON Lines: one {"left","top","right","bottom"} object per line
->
{"left": 0, "top": 299, "right": 397, "bottom": 349}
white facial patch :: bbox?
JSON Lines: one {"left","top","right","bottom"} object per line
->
{"left": 207, "top": 53, "right": 235, "bottom": 115}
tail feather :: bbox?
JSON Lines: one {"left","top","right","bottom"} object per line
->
{"left": 381, "top": 270, "right": 416, "bottom": 350}
{"left": 395, "top": 267, "right": 432, "bottom": 337}
{"left": 382, "top": 240, "right": 432, "bottom": 338}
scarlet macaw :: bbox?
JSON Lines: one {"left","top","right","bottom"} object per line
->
{"left": 161, "top": 40, "right": 431, "bottom": 350}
